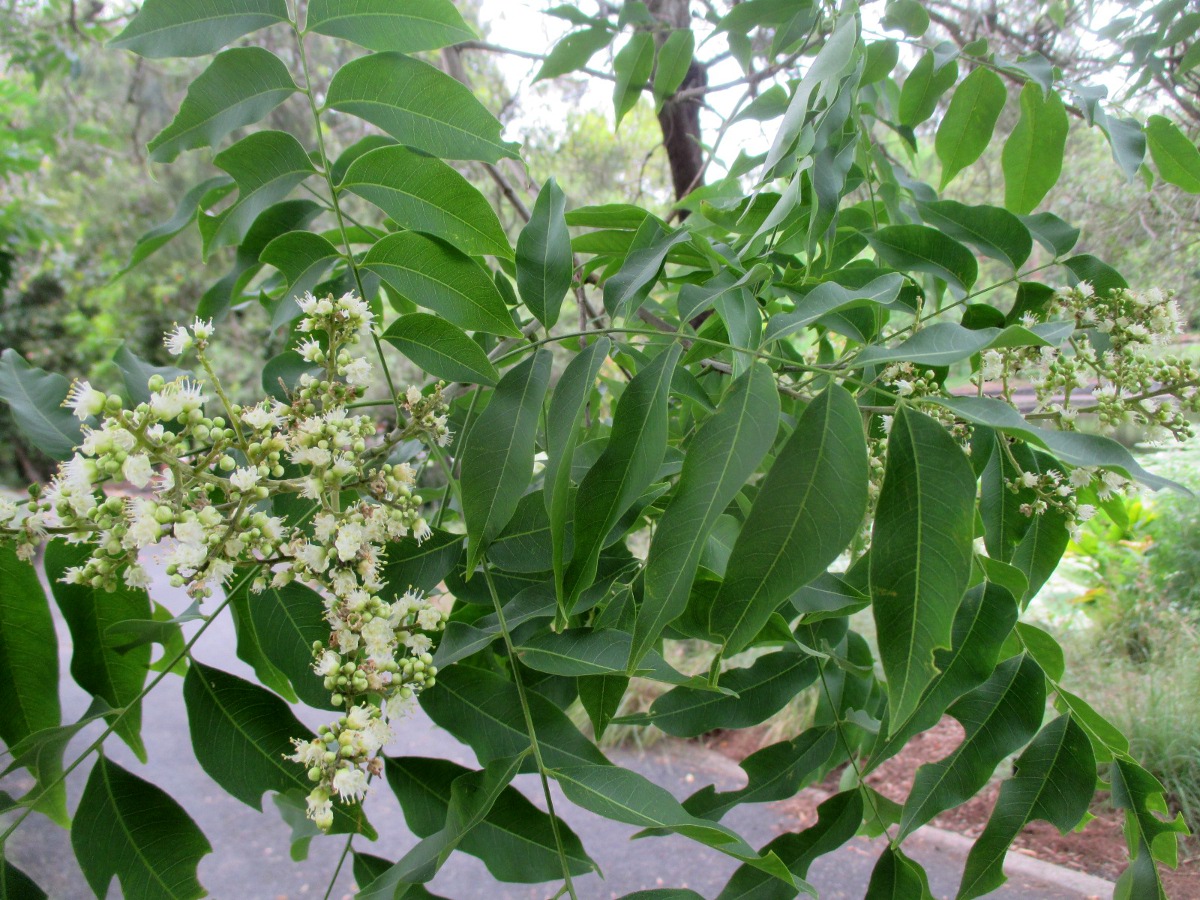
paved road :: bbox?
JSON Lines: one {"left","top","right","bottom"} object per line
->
{"left": 2, "top": 567, "right": 1110, "bottom": 899}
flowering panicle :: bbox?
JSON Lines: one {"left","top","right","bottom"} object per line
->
{"left": 1, "top": 292, "right": 451, "bottom": 828}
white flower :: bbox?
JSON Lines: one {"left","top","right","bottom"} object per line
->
{"left": 404, "top": 633, "right": 432, "bottom": 654}
{"left": 289, "top": 738, "right": 324, "bottom": 767}
{"left": 1068, "top": 467, "right": 1094, "bottom": 488}
{"left": 346, "top": 704, "right": 373, "bottom": 730}
{"left": 241, "top": 404, "right": 279, "bottom": 431}
{"left": 306, "top": 789, "right": 334, "bottom": 830}
{"left": 191, "top": 318, "right": 214, "bottom": 340}
{"left": 230, "top": 467, "right": 260, "bottom": 492}
{"left": 315, "top": 650, "right": 342, "bottom": 677}
{"left": 174, "top": 519, "right": 206, "bottom": 547}
{"left": 894, "top": 380, "right": 914, "bottom": 397}
{"left": 344, "top": 357, "right": 373, "bottom": 386}
{"left": 417, "top": 607, "right": 441, "bottom": 631}
{"left": 1077, "top": 504, "right": 1097, "bottom": 522}
{"left": 332, "top": 766, "right": 368, "bottom": 802}
{"left": 406, "top": 386, "right": 422, "bottom": 405}
{"left": 298, "top": 338, "right": 323, "bottom": 363}
{"left": 164, "top": 325, "right": 193, "bottom": 356}
{"left": 123, "top": 564, "right": 152, "bottom": 589}
{"left": 122, "top": 454, "right": 154, "bottom": 488}
{"left": 334, "top": 522, "right": 366, "bottom": 562}
{"left": 65, "top": 380, "right": 107, "bottom": 420}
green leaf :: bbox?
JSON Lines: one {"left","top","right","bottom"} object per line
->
{"left": 565, "top": 344, "right": 681, "bottom": 609}
{"left": 382, "top": 313, "right": 499, "bottom": 386}
{"left": 245, "top": 581, "right": 336, "bottom": 709}
{"left": 112, "top": 345, "right": 188, "bottom": 407}
{"left": 0, "top": 348, "right": 84, "bottom": 459}
{"left": 653, "top": 29, "right": 696, "bottom": 105}
{"left": 882, "top": 0, "right": 929, "bottom": 36}
{"left": 261, "top": 350, "right": 321, "bottom": 405}
{"left": 867, "top": 225, "right": 978, "bottom": 291}
{"left": 1099, "top": 113, "right": 1146, "bottom": 183}
{"left": 544, "top": 338, "right": 611, "bottom": 605}
{"left": 765, "top": 274, "right": 904, "bottom": 343}
{"left": 552, "top": 764, "right": 795, "bottom": 885}
{"left": 259, "top": 231, "right": 342, "bottom": 320}
{"left": 957, "top": 715, "right": 1096, "bottom": 899}
{"left": 147, "top": 48, "right": 295, "bottom": 162}
{"left": 862, "top": 40, "right": 900, "bottom": 85}
{"left": 1002, "top": 83, "right": 1069, "bottom": 214}
{"left": 183, "top": 662, "right": 371, "bottom": 836}
{"left": 307, "top": 0, "right": 474, "bottom": 52}
{"left": 684, "top": 728, "right": 836, "bottom": 822}
{"left": 419, "top": 665, "right": 609, "bottom": 770}
{"left": 535, "top": 27, "right": 614, "bottom": 81}
{"left": 339, "top": 145, "right": 511, "bottom": 259}
{"left": 204, "top": 131, "right": 316, "bottom": 255}
{"left": 0, "top": 857, "right": 45, "bottom": 899}
{"left": 1146, "top": 114, "right": 1200, "bottom": 192}
{"left": 0, "top": 545, "right": 64, "bottom": 822}
{"left": 710, "top": 384, "right": 868, "bottom": 653}
{"left": 362, "top": 232, "right": 520, "bottom": 337}
{"left": 381, "top": 529, "right": 463, "bottom": 595}
{"left": 919, "top": 200, "right": 1032, "bottom": 270}
{"left": 869, "top": 581, "right": 1020, "bottom": 770}
{"left": 326, "top": 53, "right": 520, "bottom": 163}
{"left": 120, "top": 176, "right": 233, "bottom": 274}
{"left": 1020, "top": 212, "right": 1079, "bottom": 257}
{"left": 45, "top": 542, "right": 150, "bottom": 760}
{"left": 644, "top": 646, "right": 819, "bottom": 737}
{"left": 72, "top": 756, "right": 211, "bottom": 900}
{"left": 632, "top": 363, "right": 780, "bottom": 665}
{"left": 613, "top": 32, "right": 655, "bottom": 126}
{"left": 718, "top": 790, "right": 861, "bottom": 899}
{"left": 899, "top": 654, "right": 1046, "bottom": 838}
{"left": 460, "top": 351, "right": 553, "bottom": 571}
{"left": 872, "top": 408, "right": 977, "bottom": 732}
{"left": 516, "top": 178, "right": 573, "bottom": 328}
{"left": 518, "top": 628, "right": 694, "bottom": 685}
{"left": 1110, "top": 757, "right": 1189, "bottom": 899}
{"left": 856, "top": 321, "right": 1072, "bottom": 368}
{"left": 110, "top": 0, "right": 288, "bottom": 58}
{"left": 603, "top": 222, "right": 690, "bottom": 318}
{"left": 384, "top": 756, "right": 595, "bottom": 884}
{"left": 866, "top": 847, "right": 933, "bottom": 899}
{"left": 899, "top": 52, "right": 957, "bottom": 127}
{"left": 936, "top": 67, "right": 1006, "bottom": 188}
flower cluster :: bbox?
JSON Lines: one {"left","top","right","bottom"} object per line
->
{"left": 0, "top": 291, "right": 451, "bottom": 829}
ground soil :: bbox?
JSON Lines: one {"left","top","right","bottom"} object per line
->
{"left": 705, "top": 719, "right": 1200, "bottom": 898}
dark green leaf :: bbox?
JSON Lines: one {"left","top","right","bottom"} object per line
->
{"left": 120, "top": 176, "right": 233, "bottom": 274}
{"left": 245, "top": 581, "right": 335, "bottom": 709}
{"left": 867, "top": 225, "right": 978, "bottom": 291}
{"left": 259, "top": 231, "right": 342, "bottom": 321}
{"left": 362, "top": 232, "right": 521, "bottom": 337}
{"left": 603, "top": 223, "right": 690, "bottom": 318}
{"left": 1100, "top": 113, "right": 1146, "bottom": 183}
{"left": 110, "top": 0, "right": 288, "bottom": 58}
{"left": 632, "top": 363, "right": 780, "bottom": 665}
{"left": 957, "top": 716, "right": 1096, "bottom": 899}
{"left": 1020, "top": 212, "right": 1079, "bottom": 257}
{"left": 460, "top": 351, "right": 552, "bottom": 571}
{"left": 382, "top": 313, "right": 499, "bottom": 386}
{"left": 872, "top": 408, "right": 976, "bottom": 731}
{"left": 382, "top": 529, "right": 463, "bottom": 595}
{"left": 936, "top": 67, "right": 1006, "bottom": 188}
{"left": 340, "top": 145, "right": 511, "bottom": 258}
{"left": 326, "top": 53, "right": 520, "bottom": 163}
{"left": 899, "top": 52, "right": 957, "bottom": 127}
{"left": 516, "top": 178, "right": 573, "bottom": 328}
{"left": 0, "top": 857, "right": 45, "bottom": 900}
{"left": 613, "top": 32, "right": 655, "bottom": 126}
{"left": 919, "top": 200, "right": 1032, "bottom": 270}
{"left": 261, "top": 350, "right": 321, "bottom": 405}
{"left": 307, "top": 0, "right": 475, "bottom": 52}
{"left": 1002, "top": 83, "right": 1069, "bottom": 214}
{"left": 856, "top": 321, "right": 1072, "bottom": 368}
{"left": 72, "top": 756, "right": 211, "bottom": 900}
{"left": 1110, "top": 757, "right": 1188, "bottom": 899}
{"left": 148, "top": 48, "right": 296, "bottom": 162}
{"left": 765, "top": 274, "right": 903, "bottom": 343}
{"left": 711, "top": 384, "right": 868, "bottom": 653}
{"left": 112, "top": 345, "right": 188, "bottom": 407}
{"left": 866, "top": 847, "right": 933, "bottom": 899}
{"left": 0, "top": 348, "right": 84, "bottom": 459}
{"left": 45, "top": 541, "right": 150, "bottom": 760}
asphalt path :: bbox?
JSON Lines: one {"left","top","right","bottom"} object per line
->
{"left": 2, "top": 565, "right": 1109, "bottom": 899}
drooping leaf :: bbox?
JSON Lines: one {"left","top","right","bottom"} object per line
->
{"left": 382, "top": 314, "right": 499, "bottom": 386}
{"left": 72, "top": 756, "right": 211, "bottom": 900}
{"left": 182, "top": 662, "right": 370, "bottom": 836}
{"left": 383, "top": 756, "right": 595, "bottom": 884}
{"left": 326, "top": 53, "right": 520, "bottom": 163}
{"left": 866, "top": 846, "right": 933, "bottom": 899}
{"left": 306, "top": 0, "right": 475, "bottom": 52}
{"left": 872, "top": 407, "right": 976, "bottom": 731}
{"left": 1110, "top": 757, "right": 1189, "bottom": 899}
{"left": 1145, "top": 114, "right": 1200, "bottom": 193}
{"left": 110, "top": 0, "right": 289, "bottom": 58}
{"left": 710, "top": 384, "right": 868, "bottom": 653}
{"left": 919, "top": 200, "right": 1032, "bottom": 270}
{"left": 1002, "top": 82, "right": 1069, "bottom": 215}
{"left": 147, "top": 48, "right": 296, "bottom": 162}
{"left": 45, "top": 541, "right": 151, "bottom": 760}
{"left": 245, "top": 580, "right": 336, "bottom": 709}
{"left": 856, "top": 321, "right": 1072, "bottom": 368}
{"left": 899, "top": 653, "right": 1046, "bottom": 838}
{"left": 381, "top": 529, "right": 464, "bottom": 596}
{"left": 564, "top": 344, "right": 681, "bottom": 609}
{"left": 419, "top": 664, "right": 609, "bottom": 771}
{"left": 0, "top": 348, "right": 84, "bottom": 459}
{"left": 362, "top": 231, "right": 520, "bottom": 337}
{"left": 552, "top": 764, "right": 795, "bottom": 886}
{"left": 632, "top": 363, "right": 779, "bottom": 666}
{"left": 653, "top": 29, "right": 696, "bottom": 105}
{"left": 259, "top": 231, "right": 342, "bottom": 318}
{"left": 602, "top": 224, "right": 690, "bottom": 318}
{"left": 535, "top": 27, "right": 615, "bottom": 81}
{"left": 516, "top": 178, "right": 573, "bottom": 328}
{"left": 339, "top": 145, "right": 511, "bottom": 258}
{"left": 898, "top": 52, "right": 957, "bottom": 127}
{"left": 764, "top": 274, "right": 903, "bottom": 343}
{"left": 867, "top": 225, "right": 978, "bottom": 291}
{"left": 936, "top": 67, "right": 1006, "bottom": 188}
{"left": 718, "top": 790, "right": 862, "bottom": 899}
{"left": 0, "top": 857, "right": 46, "bottom": 899}
{"left": 957, "top": 715, "right": 1096, "bottom": 899}
{"left": 460, "top": 351, "right": 553, "bottom": 572}
{"left": 613, "top": 32, "right": 655, "bottom": 127}
{"left": 0, "top": 545, "right": 64, "bottom": 823}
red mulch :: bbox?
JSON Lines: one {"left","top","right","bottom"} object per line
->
{"left": 705, "top": 718, "right": 1200, "bottom": 898}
